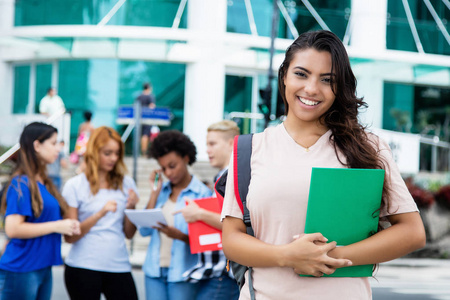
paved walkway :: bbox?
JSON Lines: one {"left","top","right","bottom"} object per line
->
{"left": 49, "top": 256, "right": 450, "bottom": 300}
{"left": 1, "top": 233, "right": 449, "bottom": 299}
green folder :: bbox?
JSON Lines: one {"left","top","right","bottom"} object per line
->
{"left": 303, "top": 167, "right": 385, "bottom": 277}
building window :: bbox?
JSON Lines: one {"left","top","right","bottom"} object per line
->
{"left": 387, "top": 0, "right": 450, "bottom": 55}
{"left": 13, "top": 65, "right": 30, "bottom": 114}
{"left": 383, "top": 82, "right": 450, "bottom": 172}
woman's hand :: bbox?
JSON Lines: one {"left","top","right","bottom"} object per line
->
{"left": 154, "top": 222, "right": 189, "bottom": 243}
{"left": 146, "top": 169, "right": 163, "bottom": 210}
{"left": 149, "top": 169, "right": 163, "bottom": 192}
{"left": 173, "top": 198, "right": 201, "bottom": 223}
{"left": 173, "top": 198, "right": 223, "bottom": 230}
{"left": 126, "top": 189, "right": 139, "bottom": 209}
{"left": 55, "top": 219, "right": 81, "bottom": 236}
{"left": 222, "top": 217, "right": 352, "bottom": 277}
{"left": 283, "top": 233, "right": 352, "bottom": 277}
{"left": 101, "top": 200, "right": 117, "bottom": 215}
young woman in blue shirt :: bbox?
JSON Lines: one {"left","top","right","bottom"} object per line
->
{"left": 0, "top": 122, "right": 80, "bottom": 300}
{"left": 140, "top": 130, "right": 212, "bottom": 300}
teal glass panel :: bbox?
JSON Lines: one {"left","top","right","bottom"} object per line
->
{"left": 227, "top": 0, "right": 350, "bottom": 39}
{"left": 35, "top": 64, "right": 52, "bottom": 113}
{"left": 227, "top": 0, "right": 273, "bottom": 36}
{"left": 383, "top": 82, "right": 414, "bottom": 132}
{"left": 386, "top": 22, "right": 416, "bottom": 52}
{"left": 387, "top": 0, "right": 450, "bottom": 55}
{"left": 383, "top": 82, "right": 450, "bottom": 138}
{"left": 417, "top": 26, "right": 450, "bottom": 55}
{"left": 13, "top": 65, "right": 30, "bottom": 114}
{"left": 58, "top": 60, "right": 90, "bottom": 150}
{"left": 44, "top": 38, "right": 74, "bottom": 52}
{"left": 286, "top": 0, "right": 350, "bottom": 39}
{"left": 123, "top": 0, "right": 187, "bottom": 28}
{"left": 388, "top": 0, "right": 450, "bottom": 21}
{"left": 224, "top": 75, "right": 253, "bottom": 134}
{"left": 15, "top": 0, "right": 93, "bottom": 25}
{"left": 87, "top": 59, "right": 120, "bottom": 128}
{"left": 14, "top": 0, "right": 186, "bottom": 28}
{"left": 119, "top": 61, "right": 186, "bottom": 132}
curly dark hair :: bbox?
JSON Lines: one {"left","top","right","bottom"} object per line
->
{"left": 278, "top": 30, "right": 391, "bottom": 211}
{"left": 149, "top": 130, "right": 197, "bottom": 165}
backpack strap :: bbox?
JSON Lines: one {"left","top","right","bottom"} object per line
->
{"left": 233, "top": 134, "right": 256, "bottom": 300}
{"left": 233, "top": 134, "right": 254, "bottom": 235}
{"left": 215, "top": 134, "right": 255, "bottom": 300}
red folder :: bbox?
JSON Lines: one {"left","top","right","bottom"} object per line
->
{"left": 187, "top": 197, "right": 223, "bottom": 254}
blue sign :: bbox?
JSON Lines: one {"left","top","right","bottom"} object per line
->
{"left": 117, "top": 106, "right": 171, "bottom": 126}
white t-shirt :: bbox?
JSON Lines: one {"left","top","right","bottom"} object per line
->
{"left": 63, "top": 173, "right": 138, "bottom": 272}
{"left": 221, "top": 123, "right": 419, "bottom": 300}
{"left": 39, "top": 95, "right": 65, "bottom": 116}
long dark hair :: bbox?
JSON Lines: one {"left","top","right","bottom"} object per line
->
{"left": 278, "top": 30, "right": 390, "bottom": 210}
{"left": 1, "top": 122, "right": 68, "bottom": 217}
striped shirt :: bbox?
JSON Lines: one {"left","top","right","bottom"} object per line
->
{"left": 184, "top": 250, "right": 231, "bottom": 281}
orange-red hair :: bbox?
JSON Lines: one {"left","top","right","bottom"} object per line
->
{"left": 84, "top": 126, "right": 127, "bottom": 195}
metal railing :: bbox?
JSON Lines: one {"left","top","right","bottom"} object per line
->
{"left": 420, "top": 136, "right": 450, "bottom": 172}
{"left": 0, "top": 109, "right": 67, "bottom": 165}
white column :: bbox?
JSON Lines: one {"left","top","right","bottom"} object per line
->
{"left": 184, "top": 0, "right": 227, "bottom": 162}
{"left": 52, "top": 60, "right": 59, "bottom": 89}
{"left": 0, "top": 0, "right": 15, "bottom": 116}
{"left": 27, "top": 63, "right": 36, "bottom": 114}
{"left": 350, "top": 0, "right": 387, "bottom": 52}
{"left": 350, "top": 0, "right": 387, "bottom": 129}
{"left": 356, "top": 72, "right": 384, "bottom": 129}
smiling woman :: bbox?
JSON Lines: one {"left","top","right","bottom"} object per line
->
{"left": 283, "top": 48, "right": 336, "bottom": 132}
{"left": 221, "top": 30, "right": 426, "bottom": 300}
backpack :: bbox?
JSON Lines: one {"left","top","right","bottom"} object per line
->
{"left": 214, "top": 134, "right": 256, "bottom": 300}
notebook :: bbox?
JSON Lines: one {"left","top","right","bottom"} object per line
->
{"left": 187, "top": 197, "right": 223, "bottom": 254}
{"left": 303, "top": 167, "right": 385, "bottom": 277}
{"left": 124, "top": 208, "right": 167, "bottom": 228}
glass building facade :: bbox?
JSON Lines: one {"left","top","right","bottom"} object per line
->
{"left": 2, "top": 0, "right": 449, "bottom": 169}
{"left": 387, "top": 0, "right": 450, "bottom": 55}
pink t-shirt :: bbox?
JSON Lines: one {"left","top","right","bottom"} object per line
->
{"left": 221, "top": 123, "right": 418, "bottom": 300}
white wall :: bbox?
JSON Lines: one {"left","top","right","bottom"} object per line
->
{"left": 0, "top": 0, "right": 14, "bottom": 116}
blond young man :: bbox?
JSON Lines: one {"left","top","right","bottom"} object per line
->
{"left": 206, "top": 120, "right": 240, "bottom": 182}
{"left": 178, "top": 120, "right": 240, "bottom": 300}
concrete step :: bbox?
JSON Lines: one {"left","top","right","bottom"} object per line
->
{"left": 60, "top": 157, "right": 218, "bottom": 191}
